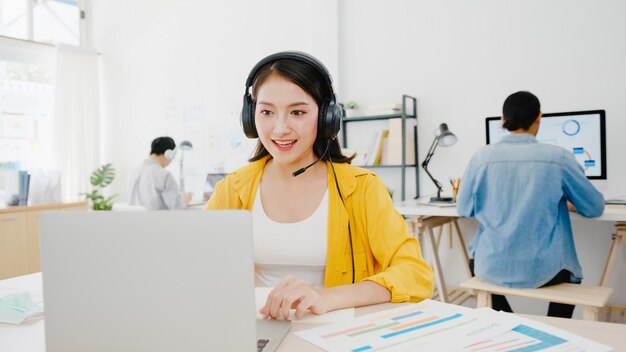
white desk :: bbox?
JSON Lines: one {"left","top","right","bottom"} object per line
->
{"left": 394, "top": 200, "right": 471, "bottom": 304}
{"left": 1, "top": 273, "right": 626, "bottom": 351}
{"left": 395, "top": 199, "right": 626, "bottom": 319}
{"left": 395, "top": 199, "right": 626, "bottom": 222}
{"left": 0, "top": 273, "right": 44, "bottom": 352}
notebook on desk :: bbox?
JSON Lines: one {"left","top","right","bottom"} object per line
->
{"left": 421, "top": 200, "right": 457, "bottom": 207}
{"left": 39, "top": 211, "right": 290, "bottom": 352}
{"left": 605, "top": 199, "right": 626, "bottom": 206}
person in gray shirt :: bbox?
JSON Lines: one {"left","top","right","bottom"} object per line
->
{"left": 129, "top": 136, "right": 191, "bottom": 210}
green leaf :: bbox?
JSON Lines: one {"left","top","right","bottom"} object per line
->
{"left": 99, "top": 195, "right": 118, "bottom": 211}
{"left": 85, "top": 163, "right": 118, "bottom": 210}
{"left": 90, "top": 163, "right": 116, "bottom": 187}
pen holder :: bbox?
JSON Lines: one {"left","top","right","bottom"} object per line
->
{"left": 450, "top": 178, "right": 461, "bottom": 203}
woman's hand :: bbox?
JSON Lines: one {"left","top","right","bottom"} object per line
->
{"left": 259, "top": 276, "right": 331, "bottom": 320}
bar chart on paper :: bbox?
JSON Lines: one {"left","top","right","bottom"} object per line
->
{"left": 461, "top": 325, "right": 576, "bottom": 352}
{"left": 295, "top": 300, "right": 612, "bottom": 352}
{"left": 457, "top": 315, "right": 613, "bottom": 352}
{"left": 295, "top": 300, "right": 516, "bottom": 352}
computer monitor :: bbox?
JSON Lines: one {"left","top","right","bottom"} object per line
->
{"left": 485, "top": 110, "right": 606, "bottom": 179}
{"left": 203, "top": 172, "right": 227, "bottom": 200}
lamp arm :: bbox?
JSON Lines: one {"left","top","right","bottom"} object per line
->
{"left": 421, "top": 137, "right": 438, "bottom": 168}
{"left": 421, "top": 137, "right": 443, "bottom": 198}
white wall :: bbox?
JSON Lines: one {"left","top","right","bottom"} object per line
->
{"left": 338, "top": 0, "right": 626, "bottom": 310}
{"left": 91, "top": 0, "right": 339, "bottom": 199}
{"left": 92, "top": 0, "right": 625, "bottom": 311}
{"left": 338, "top": 0, "right": 626, "bottom": 199}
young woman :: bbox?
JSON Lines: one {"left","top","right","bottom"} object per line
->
{"left": 206, "top": 51, "right": 433, "bottom": 320}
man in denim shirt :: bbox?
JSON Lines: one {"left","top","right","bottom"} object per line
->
{"left": 457, "top": 91, "right": 604, "bottom": 318}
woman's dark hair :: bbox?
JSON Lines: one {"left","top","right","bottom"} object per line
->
{"left": 502, "top": 91, "right": 541, "bottom": 131}
{"left": 150, "top": 136, "right": 176, "bottom": 155}
{"left": 248, "top": 58, "right": 354, "bottom": 163}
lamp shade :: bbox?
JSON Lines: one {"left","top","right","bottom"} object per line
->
{"left": 436, "top": 123, "right": 457, "bottom": 147}
{"left": 179, "top": 140, "right": 193, "bottom": 150}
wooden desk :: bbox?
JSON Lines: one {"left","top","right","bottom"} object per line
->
{"left": 394, "top": 200, "right": 471, "bottom": 304}
{"left": 395, "top": 199, "right": 626, "bottom": 321}
{"left": 0, "top": 202, "right": 87, "bottom": 279}
{"left": 1, "top": 273, "right": 626, "bottom": 352}
{"left": 279, "top": 305, "right": 626, "bottom": 352}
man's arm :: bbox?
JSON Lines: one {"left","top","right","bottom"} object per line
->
{"left": 562, "top": 154, "right": 604, "bottom": 217}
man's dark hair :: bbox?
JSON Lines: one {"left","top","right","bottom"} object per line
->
{"left": 502, "top": 91, "right": 541, "bottom": 131}
{"left": 150, "top": 136, "right": 176, "bottom": 155}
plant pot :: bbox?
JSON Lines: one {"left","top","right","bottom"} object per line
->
{"left": 345, "top": 109, "right": 358, "bottom": 117}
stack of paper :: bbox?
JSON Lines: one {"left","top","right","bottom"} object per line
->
{"left": 295, "top": 299, "right": 611, "bottom": 352}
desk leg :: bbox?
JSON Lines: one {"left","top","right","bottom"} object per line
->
{"left": 476, "top": 291, "right": 491, "bottom": 308}
{"left": 599, "top": 223, "right": 625, "bottom": 287}
{"left": 427, "top": 226, "right": 449, "bottom": 303}
{"left": 452, "top": 220, "right": 473, "bottom": 280}
{"left": 434, "top": 225, "right": 443, "bottom": 251}
{"left": 583, "top": 306, "right": 600, "bottom": 321}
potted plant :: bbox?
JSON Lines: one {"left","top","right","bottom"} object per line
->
{"left": 82, "top": 163, "right": 118, "bottom": 210}
{"left": 344, "top": 101, "right": 359, "bottom": 117}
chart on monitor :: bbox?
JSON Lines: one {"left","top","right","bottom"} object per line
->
{"left": 485, "top": 110, "right": 606, "bottom": 179}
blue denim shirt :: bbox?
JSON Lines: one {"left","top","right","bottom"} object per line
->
{"left": 457, "top": 133, "right": 604, "bottom": 288}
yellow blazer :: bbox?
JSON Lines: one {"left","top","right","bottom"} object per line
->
{"left": 205, "top": 157, "right": 434, "bottom": 302}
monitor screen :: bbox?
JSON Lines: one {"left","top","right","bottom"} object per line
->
{"left": 485, "top": 110, "right": 606, "bottom": 179}
{"left": 203, "top": 173, "right": 227, "bottom": 200}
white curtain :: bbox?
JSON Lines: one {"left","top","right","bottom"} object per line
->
{"left": 53, "top": 44, "right": 101, "bottom": 202}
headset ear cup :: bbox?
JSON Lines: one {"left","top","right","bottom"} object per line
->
{"left": 241, "top": 94, "right": 258, "bottom": 138}
{"left": 164, "top": 149, "right": 176, "bottom": 161}
{"left": 323, "top": 96, "right": 341, "bottom": 140}
{"left": 318, "top": 98, "right": 329, "bottom": 139}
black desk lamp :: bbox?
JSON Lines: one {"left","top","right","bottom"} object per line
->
{"left": 422, "top": 123, "right": 457, "bottom": 201}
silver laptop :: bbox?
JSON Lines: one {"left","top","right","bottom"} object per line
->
{"left": 39, "top": 211, "right": 290, "bottom": 352}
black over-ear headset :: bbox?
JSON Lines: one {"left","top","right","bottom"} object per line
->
{"left": 241, "top": 51, "right": 343, "bottom": 140}
{"left": 241, "top": 51, "right": 355, "bottom": 284}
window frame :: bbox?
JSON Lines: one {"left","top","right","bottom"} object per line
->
{"left": 0, "top": 0, "right": 89, "bottom": 48}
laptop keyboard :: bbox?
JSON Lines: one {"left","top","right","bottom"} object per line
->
{"left": 257, "top": 339, "right": 270, "bottom": 352}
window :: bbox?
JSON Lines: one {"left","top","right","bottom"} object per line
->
{"left": 0, "top": 0, "right": 28, "bottom": 41}
{"left": 0, "top": 0, "right": 89, "bottom": 204}
{"left": 1, "top": 0, "right": 82, "bottom": 46}
{"left": 0, "top": 59, "right": 54, "bottom": 172}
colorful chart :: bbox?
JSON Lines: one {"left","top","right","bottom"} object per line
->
{"left": 296, "top": 300, "right": 612, "bottom": 352}
{"left": 296, "top": 301, "right": 516, "bottom": 352}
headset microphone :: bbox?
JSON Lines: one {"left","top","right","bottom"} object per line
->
{"left": 292, "top": 140, "right": 331, "bottom": 177}
{"left": 291, "top": 167, "right": 308, "bottom": 177}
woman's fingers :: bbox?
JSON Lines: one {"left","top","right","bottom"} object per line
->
{"left": 294, "top": 293, "right": 318, "bottom": 319}
{"left": 261, "top": 277, "right": 323, "bottom": 320}
{"left": 263, "top": 277, "right": 297, "bottom": 319}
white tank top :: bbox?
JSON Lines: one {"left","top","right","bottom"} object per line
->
{"left": 252, "top": 187, "right": 328, "bottom": 288}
